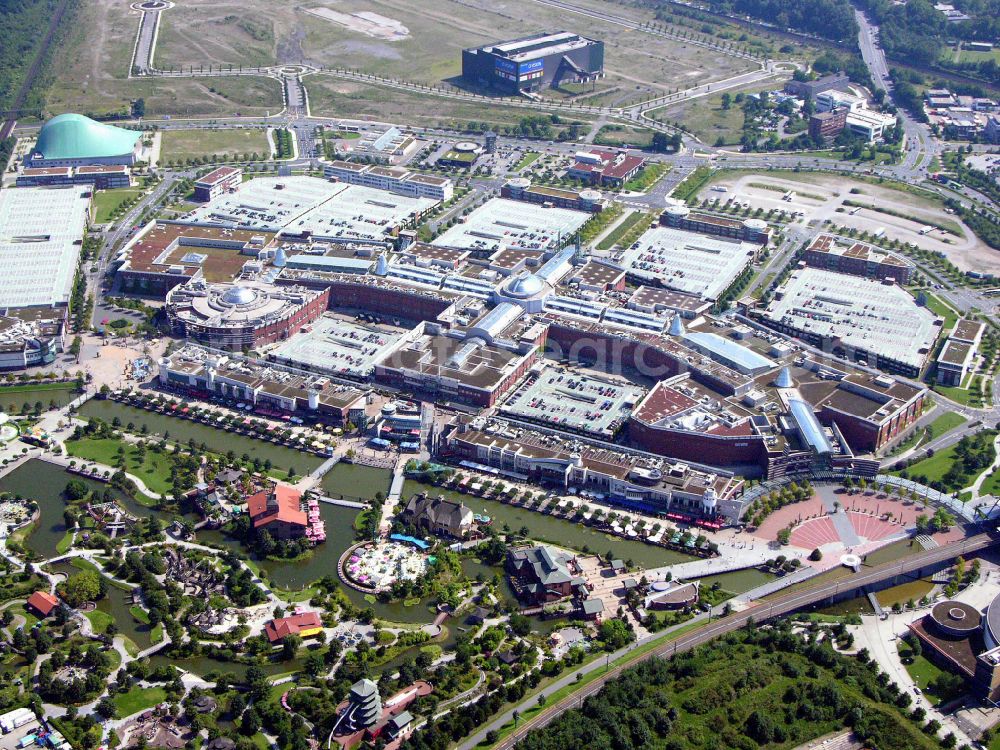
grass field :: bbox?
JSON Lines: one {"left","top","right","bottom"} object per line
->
{"left": 43, "top": 0, "right": 283, "bottom": 120}
{"left": 160, "top": 128, "right": 270, "bottom": 163}
{"left": 892, "top": 443, "right": 962, "bottom": 484}
{"left": 65, "top": 437, "right": 175, "bottom": 495}
{"left": 515, "top": 152, "right": 541, "bottom": 171}
{"left": 304, "top": 76, "right": 597, "bottom": 131}
{"left": 91, "top": 188, "right": 144, "bottom": 224}
{"left": 113, "top": 686, "right": 168, "bottom": 717}
{"left": 934, "top": 374, "right": 987, "bottom": 407}
{"left": 927, "top": 410, "right": 967, "bottom": 438}
{"left": 653, "top": 90, "right": 758, "bottom": 145}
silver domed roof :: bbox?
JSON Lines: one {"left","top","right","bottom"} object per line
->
{"left": 221, "top": 286, "right": 258, "bottom": 306}
{"left": 505, "top": 273, "right": 545, "bottom": 298}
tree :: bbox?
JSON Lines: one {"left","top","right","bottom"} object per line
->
{"left": 96, "top": 697, "right": 117, "bottom": 719}
{"left": 809, "top": 548, "right": 823, "bottom": 561}
{"left": 282, "top": 634, "right": 302, "bottom": 661}
{"left": 58, "top": 570, "right": 103, "bottom": 607}
{"left": 721, "top": 92, "right": 732, "bottom": 110}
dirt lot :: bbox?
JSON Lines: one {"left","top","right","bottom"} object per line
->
{"left": 40, "top": 0, "right": 283, "bottom": 119}
{"left": 700, "top": 171, "right": 1000, "bottom": 274}
{"left": 152, "top": 0, "right": 754, "bottom": 94}
{"left": 303, "top": 75, "right": 598, "bottom": 130}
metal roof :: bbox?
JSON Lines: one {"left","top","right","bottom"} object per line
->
{"left": 788, "top": 399, "right": 832, "bottom": 455}
{"left": 681, "top": 331, "right": 775, "bottom": 374}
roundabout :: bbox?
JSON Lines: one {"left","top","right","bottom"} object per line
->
{"left": 131, "top": 1, "right": 173, "bottom": 10}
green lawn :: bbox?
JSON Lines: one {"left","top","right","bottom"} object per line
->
{"left": 596, "top": 210, "right": 647, "bottom": 251}
{"left": 916, "top": 290, "right": 960, "bottom": 330}
{"left": 113, "top": 686, "right": 167, "bottom": 717}
{"left": 515, "top": 151, "right": 541, "bottom": 171}
{"left": 927, "top": 411, "right": 966, "bottom": 439}
{"left": 160, "top": 128, "right": 270, "bottom": 164}
{"left": 897, "top": 642, "right": 966, "bottom": 706}
{"left": 934, "top": 374, "right": 987, "bottom": 408}
{"left": 85, "top": 608, "right": 114, "bottom": 634}
{"left": 65, "top": 437, "right": 175, "bottom": 495}
{"left": 623, "top": 163, "right": 669, "bottom": 193}
{"left": 892, "top": 443, "right": 962, "bottom": 484}
{"left": 91, "top": 188, "right": 144, "bottom": 225}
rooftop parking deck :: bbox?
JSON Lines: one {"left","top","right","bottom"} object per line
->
{"left": 618, "top": 226, "right": 756, "bottom": 301}
{"left": 498, "top": 365, "right": 646, "bottom": 438}
{"left": 185, "top": 176, "right": 437, "bottom": 239}
{"left": 0, "top": 186, "right": 90, "bottom": 309}
{"left": 762, "top": 268, "right": 940, "bottom": 370}
{"left": 269, "top": 314, "right": 407, "bottom": 378}
{"left": 433, "top": 198, "right": 589, "bottom": 255}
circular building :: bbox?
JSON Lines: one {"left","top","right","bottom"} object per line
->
{"left": 28, "top": 114, "right": 143, "bottom": 168}
{"left": 492, "top": 272, "right": 552, "bottom": 313}
{"left": 930, "top": 600, "right": 982, "bottom": 637}
{"left": 165, "top": 280, "right": 329, "bottom": 350}
{"left": 984, "top": 592, "right": 1000, "bottom": 649}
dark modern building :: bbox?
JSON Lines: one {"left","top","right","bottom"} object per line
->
{"left": 785, "top": 72, "right": 851, "bottom": 100}
{"left": 462, "top": 32, "right": 604, "bottom": 94}
{"left": 808, "top": 108, "right": 848, "bottom": 140}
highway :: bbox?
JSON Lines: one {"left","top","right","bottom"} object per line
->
{"left": 463, "top": 531, "right": 999, "bottom": 749}
{"left": 855, "top": 9, "right": 936, "bottom": 176}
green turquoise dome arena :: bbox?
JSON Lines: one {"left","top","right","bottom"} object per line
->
{"left": 28, "top": 113, "right": 142, "bottom": 167}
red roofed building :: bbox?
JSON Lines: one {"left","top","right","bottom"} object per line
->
{"left": 26, "top": 591, "right": 59, "bottom": 617}
{"left": 264, "top": 611, "right": 323, "bottom": 643}
{"left": 248, "top": 484, "right": 308, "bottom": 540}
{"left": 566, "top": 149, "right": 645, "bottom": 187}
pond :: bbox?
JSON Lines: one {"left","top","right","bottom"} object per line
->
{"left": 0, "top": 384, "right": 80, "bottom": 414}
{"left": 320, "top": 463, "right": 392, "bottom": 502}
{"left": 695, "top": 568, "right": 777, "bottom": 595}
{"left": 195, "top": 503, "right": 437, "bottom": 625}
{"left": 0, "top": 460, "right": 130, "bottom": 559}
{"left": 403, "top": 480, "right": 695, "bottom": 570}
{"left": 0, "top": 459, "right": 192, "bottom": 559}
{"left": 77, "top": 400, "right": 325, "bottom": 475}
{"left": 46, "top": 560, "right": 154, "bottom": 650}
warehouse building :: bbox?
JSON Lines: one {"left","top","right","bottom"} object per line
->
{"left": 462, "top": 32, "right": 604, "bottom": 94}
{"left": 0, "top": 186, "right": 90, "bottom": 309}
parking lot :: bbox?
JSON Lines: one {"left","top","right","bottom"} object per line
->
{"left": 701, "top": 172, "right": 998, "bottom": 274}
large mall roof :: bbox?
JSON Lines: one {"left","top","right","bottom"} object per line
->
{"left": 34, "top": 114, "right": 141, "bottom": 160}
